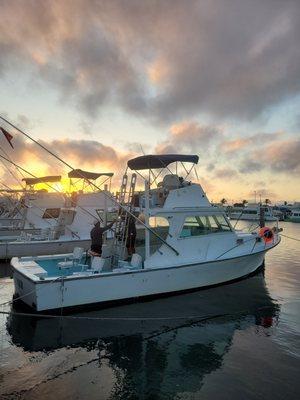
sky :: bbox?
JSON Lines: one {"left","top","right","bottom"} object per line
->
{"left": 0, "top": 0, "right": 300, "bottom": 203}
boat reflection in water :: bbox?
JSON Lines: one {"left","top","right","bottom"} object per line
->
{"left": 7, "top": 271, "right": 279, "bottom": 398}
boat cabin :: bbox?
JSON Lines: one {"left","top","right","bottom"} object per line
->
{"left": 111, "top": 154, "right": 238, "bottom": 269}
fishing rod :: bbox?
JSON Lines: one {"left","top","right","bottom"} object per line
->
{"left": 0, "top": 115, "right": 180, "bottom": 256}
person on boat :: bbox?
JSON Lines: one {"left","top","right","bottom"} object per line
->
{"left": 126, "top": 216, "right": 137, "bottom": 258}
{"left": 90, "top": 219, "right": 115, "bottom": 256}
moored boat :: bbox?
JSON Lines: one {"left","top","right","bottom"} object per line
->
{"left": 11, "top": 154, "right": 281, "bottom": 312}
{"left": 286, "top": 210, "right": 300, "bottom": 223}
{"left": 228, "top": 204, "right": 281, "bottom": 221}
{"left": 0, "top": 171, "right": 115, "bottom": 258}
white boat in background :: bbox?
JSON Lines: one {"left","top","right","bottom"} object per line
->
{"left": 228, "top": 204, "right": 281, "bottom": 221}
{"left": 287, "top": 210, "right": 300, "bottom": 223}
{"left": 11, "top": 154, "right": 281, "bottom": 312}
{"left": 0, "top": 176, "right": 64, "bottom": 238}
{"left": 0, "top": 171, "right": 115, "bottom": 259}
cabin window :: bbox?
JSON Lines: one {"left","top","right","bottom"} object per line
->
{"left": 96, "top": 209, "right": 118, "bottom": 224}
{"left": 149, "top": 216, "right": 170, "bottom": 242}
{"left": 180, "top": 215, "right": 231, "bottom": 237}
{"left": 42, "top": 208, "right": 60, "bottom": 219}
{"left": 107, "top": 211, "right": 118, "bottom": 223}
{"left": 214, "top": 215, "right": 232, "bottom": 231}
{"left": 96, "top": 209, "right": 105, "bottom": 223}
{"left": 60, "top": 209, "right": 76, "bottom": 225}
{"left": 135, "top": 216, "right": 170, "bottom": 255}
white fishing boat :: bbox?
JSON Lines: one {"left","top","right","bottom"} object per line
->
{"left": 228, "top": 204, "right": 280, "bottom": 221}
{"left": 0, "top": 171, "right": 115, "bottom": 258}
{"left": 11, "top": 154, "right": 281, "bottom": 312}
{"left": 7, "top": 273, "right": 277, "bottom": 350}
{"left": 0, "top": 176, "right": 64, "bottom": 239}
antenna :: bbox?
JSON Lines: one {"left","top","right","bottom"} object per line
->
{"left": 140, "top": 144, "right": 145, "bottom": 155}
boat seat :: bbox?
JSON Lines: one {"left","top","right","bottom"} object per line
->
{"left": 58, "top": 260, "right": 74, "bottom": 269}
{"left": 131, "top": 253, "right": 142, "bottom": 269}
{"left": 90, "top": 256, "right": 106, "bottom": 273}
{"left": 162, "top": 174, "right": 180, "bottom": 190}
{"left": 58, "top": 247, "right": 85, "bottom": 269}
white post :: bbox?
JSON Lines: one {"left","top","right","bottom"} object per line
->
{"left": 145, "top": 180, "right": 150, "bottom": 259}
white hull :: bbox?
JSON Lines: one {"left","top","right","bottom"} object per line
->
{"left": 229, "top": 213, "right": 277, "bottom": 221}
{"left": 8, "top": 273, "right": 275, "bottom": 352}
{"left": 13, "top": 251, "right": 266, "bottom": 311}
{"left": 1, "top": 239, "right": 91, "bottom": 259}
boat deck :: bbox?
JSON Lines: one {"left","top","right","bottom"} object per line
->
{"left": 13, "top": 254, "right": 141, "bottom": 280}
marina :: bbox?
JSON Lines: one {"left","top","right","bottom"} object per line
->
{"left": 1, "top": 1, "right": 300, "bottom": 398}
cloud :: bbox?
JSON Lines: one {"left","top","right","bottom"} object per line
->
{"left": 262, "top": 139, "right": 300, "bottom": 172}
{"left": 238, "top": 160, "right": 264, "bottom": 174}
{"left": 220, "top": 132, "right": 283, "bottom": 154}
{"left": 1, "top": 0, "right": 300, "bottom": 122}
{"left": 155, "top": 121, "right": 222, "bottom": 153}
{"left": 246, "top": 188, "right": 277, "bottom": 200}
{"left": 213, "top": 167, "right": 239, "bottom": 180}
{"left": 235, "top": 137, "right": 300, "bottom": 175}
{"left": 0, "top": 130, "right": 134, "bottom": 187}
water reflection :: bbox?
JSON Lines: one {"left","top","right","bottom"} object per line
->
{"left": 6, "top": 271, "right": 279, "bottom": 399}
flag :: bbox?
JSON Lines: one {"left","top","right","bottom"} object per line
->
{"left": 0, "top": 127, "right": 14, "bottom": 148}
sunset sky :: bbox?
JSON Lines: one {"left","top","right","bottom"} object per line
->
{"left": 0, "top": 0, "right": 299, "bottom": 203}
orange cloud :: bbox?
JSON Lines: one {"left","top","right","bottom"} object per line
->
{"left": 221, "top": 138, "right": 251, "bottom": 152}
{"left": 147, "top": 58, "right": 170, "bottom": 85}
{"left": 0, "top": 132, "right": 136, "bottom": 191}
{"left": 156, "top": 121, "right": 222, "bottom": 153}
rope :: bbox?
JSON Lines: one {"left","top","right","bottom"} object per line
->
{"left": 0, "top": 304, "right": 274, "bottom": 321}
{"left": 0, "top": 145, "right": 25, "bottom": 188}
{"left": 280, "top": 233, "right": 300, "bottom": 243}
{"left": 233, "top": 211, "right": 243, "bottom": 228}
{"left": 215, "top": 236, "right": 257, "bottom": 260}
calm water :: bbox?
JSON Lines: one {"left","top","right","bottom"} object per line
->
{"left": 0, "top": 221, "right": 299, "bottom": 400}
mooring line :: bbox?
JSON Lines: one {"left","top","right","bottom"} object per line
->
{"left": 280, "top": 233, "right": 300, "bottom": 243}
{"left": 0, "top": 305, "right": 274, "bottom": 322}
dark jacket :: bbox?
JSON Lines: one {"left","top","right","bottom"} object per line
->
{"left": 90, "top": 221, "right": 114, "bottom": 247}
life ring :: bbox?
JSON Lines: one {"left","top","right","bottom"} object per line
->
{"left": 259, "top": 226, "right": 274, "bottom": 243}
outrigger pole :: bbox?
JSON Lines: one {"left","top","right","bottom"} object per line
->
{"left": 0, "top": 115, "right": 179, "bottom": 256}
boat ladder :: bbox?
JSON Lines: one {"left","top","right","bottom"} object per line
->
{"left": 112, "top": 173, "right": 137, "bottom": 265}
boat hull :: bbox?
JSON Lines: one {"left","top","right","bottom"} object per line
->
{"left": 228, "top": 214, "right": 277, "bottom": 221}
{"left": 12, "top": 251, "right": 266, "bottom": 312}
{"left": 0, "top": 239, "right": 91, "bottom": 259}
{"left": 287, "top": 217, "right": 300, "bottom": 223}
